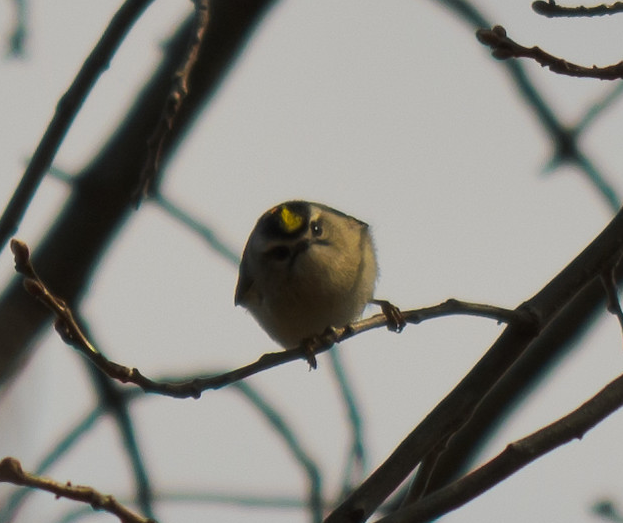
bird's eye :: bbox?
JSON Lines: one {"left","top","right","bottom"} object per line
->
{"left": 311, "top": 220, "right": 323, "bottom": 237}
{"left": 265, "top": 245, "right": 290, "bottom": 261}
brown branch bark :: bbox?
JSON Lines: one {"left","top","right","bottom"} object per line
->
{"left": 477, "top": 25, "right": 623, "bottom": 79}
{"left": 134, "top": 0, "right": 210, "bottom": 202}
{"left": 0, "top": 457, "right": 154, "bottom": 523}
{"left": 10, "top": 238, "right": 526, "bottom": 397}
{"left": 533, "top": 1, "right": 623, "bottom": 17}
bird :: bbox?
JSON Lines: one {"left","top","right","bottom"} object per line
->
{"left": 235, "top": 200, "right": 403, "bottom": 368}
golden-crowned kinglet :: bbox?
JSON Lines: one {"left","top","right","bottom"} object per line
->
{"left": 235, "top": 201, "right": 379, "bottom": 361}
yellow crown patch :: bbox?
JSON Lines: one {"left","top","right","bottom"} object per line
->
{"left": 278, "top": 205, "right": 304, "bottom": 233}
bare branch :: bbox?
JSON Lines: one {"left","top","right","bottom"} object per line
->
{"left": 233, "top": 382, "right": 323, "bottom": 522}
{"left": 376, "top": 373, "right": 623, "bottom": 523}
{"left": 439, "top": 0, "right": 619, "bottom": 211}
{"left": 153, "top": 192, "right": 240, "bottom": 266}
{"left": 0, "top": 0, "right": 154, "bottom": 252}
{"left": 328, "top": 350, "right": 368, "bottom": 495}
{"left": 134, "top": 0, "right": 210, "bottom": 203}
{"left": 533, "top": 1, "right": 623, "bottom": 17}
{"left": 9, "top": 239, "right": 529, "bottom": 398}
{"left": 573, "top": 82, "right": 623, "bottom": 135}
{"left": 0, "top": 457, "right": 155, "bottom": 523}
{"left": 0, "top": 1, "right": 277, "bottom": 389}
{"left": 477, "top": 25, "right": 623, "bottom": 79}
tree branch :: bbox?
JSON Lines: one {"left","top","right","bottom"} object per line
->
{"left": 325, "top": 204, "right": 623, "bottom": 522}
{"left": 477, "top": 25, "right": 623, "bottom": 79}
{"left": 0, "top": 0, "right": 155, "bottom": 252}
{"left": 419, "top": 0, "right": 621, "bottom": 498}
{"left": 376, "top": 372, "right": 623, "bottom": 523}
{"left": 9, "top": 238, "right": 531, "bottom": 398}
{"left": 0, "top": 0, "right": 277, "bottom": 389}
{"left": 0, "top": 457, "right": 154, "bottom": 523}
{"left": 533, "top": 1, "right": 623, "bottom": 17}
{"left": 134, "top": 0, "right": 210, "bottom": 202}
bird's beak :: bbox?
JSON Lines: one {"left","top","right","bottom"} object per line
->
{"left": 293, "top": 239, "right": 310, "bottom": 255}
{"left": 288, "top": 239, "right": 310, "bottom": 267}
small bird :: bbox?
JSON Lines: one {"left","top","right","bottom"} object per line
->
{"left": 235, "top": 201, "right": 402, "bottom": 367}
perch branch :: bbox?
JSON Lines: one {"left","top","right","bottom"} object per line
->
{"left": 325, "top": 202, "right": 623, "bottom": 523}
{"left": 10, "top": 238, "right": 530, "bottom": 399}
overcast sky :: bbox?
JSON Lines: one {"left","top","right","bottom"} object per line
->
{"left": 1, "top": 1, "right": 623, "bottom": 522}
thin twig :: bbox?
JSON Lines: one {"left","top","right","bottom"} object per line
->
{"left": 533, "top": 1, "right": 623, "bottom": 17}
{"left": 55, "top": 490, "right": 316, "bottom": 523}
{"left": 574, "top": 82, "right": 623, "bottom": 135}
{"left": 153, "top": 193, "right": 240, "bottom": 266}
{"left": 0, "top": 0, "right": 154, "bottom": 253}
{"left": 329, "top": 350, "right": 367, "bottom": 495}
{"left": 439, "top": 0, "right": 620, "bottom": 212}
{"left": 85, "top": 362, "right": 155, "bottom": 520}
{"left": 0, "top": 407, "right": 104, "bottom": 523}
{"left": 0, "top": 457, "right": 155, "bottom": 523}
{"left": 477, "top": 25, "right": 623, "bottom": 80}
{"left": 233, "top": 382, "right": 323, "bottom": 523}
{"left": 10, "top": 238, "right": 530, "bottom": 399}
{"left": 134, "top": 0, "right": 209, "bottom": 204}
{"left": 376, "top": 372, "right": 623, "bottom": 523}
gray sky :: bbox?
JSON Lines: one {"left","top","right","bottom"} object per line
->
{"left": 1, "top": 1, "right": 623, "bottom": 522}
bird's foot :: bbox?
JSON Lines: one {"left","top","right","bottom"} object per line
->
{"left": 372, "top": 299, "right": 406, "bottom": 333}
{"left": 301, "top": 326, "right": 340, "bottom": 370}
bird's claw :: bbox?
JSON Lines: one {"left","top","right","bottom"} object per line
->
{"left": 301, "top": 326, "right": 340, "bottom": 370}
{"left": 373, "top": 299, "right": 406, "bottom": 333}
{"left": 302, "top": 341, "right": 318, "bottom": 370}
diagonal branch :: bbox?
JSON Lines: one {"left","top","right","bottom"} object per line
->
{"left": 420, "top": 0, "right": 621, "bottom": 498}
{"left": 0, "top": 457, "right": 155, "bottom": 523}
{"left": 0, "top": 0, "right": 277, "bottom": 390}
{"left": 134, "top": 0, "right": 210, "bottom": 202}
{"left": 376, "top": 372, "right": 623, "bottom": 523}
{"left": 0, "top": 0, "right": 155, "bottom": 252}
{"left": 325, "top": 203, "right": 623, "bottom": 523}
{"left": 233, "top": 382, "right": 324, "bottom": 522}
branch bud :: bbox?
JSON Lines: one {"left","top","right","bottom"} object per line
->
{"left": 10, "top": 238, "right": 31, "bottom": 273}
